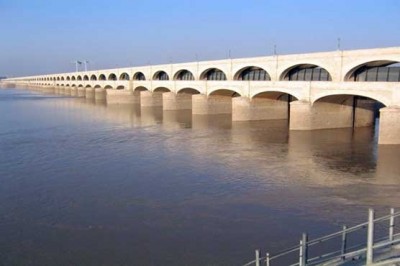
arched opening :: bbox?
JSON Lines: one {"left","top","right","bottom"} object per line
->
{"left": 134, "top": 86, "right": 148, "bottom": 92}
{"left": 104, "top": 85, "right": 113, "bottom": 90}
{"left": 281, "top": 64, "right": 332, "bottom": 81}
{"left": 108, "top": 73, "right": 117, "bottom": 81}
{"left": 116, "top": 86, "right": 125, "bottom": 90}
{"left": 235, "top": 66, "right": 271, "bottom": 81}
{"left": 177, "top": 88, "right": 201, "bottom": 95}
{"left": 153, "top": 71, "right": 169, "bottom": 80}
{"left": 71, "top": 76, "right": 76, "bottom": 81}
{"left": 61, "top": 77, "right": 65, "bottom": 81}
{"left": 99, "top": 74, "right": 106, "bottom": 81}
{"left": 310, "top": 94, "right": 386, "bottom": 137}
{"left": 200, "top": 68, "right": 227, "bottom": 80}
{"left": 174, "top": 70, "right": 194, "bottom": 80}
{"left": 78, "top": 84, "right": 83, "bottom": 88}
{"left": 83, "top": 75, "right": 89, "bottom": 81}
{"left": 241, "top": 91, "right": 299, "bottom": 121}
{"left": 57, "top": 77, "right": 60, "bottom": 81}
{"left": 119, "top": 73, "right": 130, "bottom": 80}
{"left": 346, "top": 61, "right": 400, "bottom": 82}
{"left": 86, "top": 85, "right": 92, "bottom": 88}
{"left": 77, "top": 76, "right": 82, "bottom": 81}
{"left": 66, "top": 76, "right": 70, "bottom": 81}
{"left": 133, "top": 72, "right": 146, "bottom": 80}
{"left": 154, "top": 87, "right": 171, "bottom": 93}
{"left": 209, "top": 89, "right": 241, "bottom": 97}
{"left": 90, "top": 75, "right": 97, "bottom": 81}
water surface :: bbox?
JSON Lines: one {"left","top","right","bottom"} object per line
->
{"left": 0, "top": 88, "right": 399, "bottom": 265}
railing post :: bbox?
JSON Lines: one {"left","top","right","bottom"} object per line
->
{"left": 299, "top": 233, "right": 308, "bottom": 266}
{"left": 266, "top": 253, "right": 270, "bottom": 266}
{"left": 255, "top": 249, "right": 260, "bottom": 266}
{"left": 366, "top": 208, "right": 375, "bottom": 265}
{"left": 341, "top": 225, "right": 347, "bottom": 261}
{"left": 389, "top": 208, "right": 395, "bottom": 244}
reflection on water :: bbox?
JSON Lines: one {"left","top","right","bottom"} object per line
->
{"left": 0, "top": 88, "right": 400, "bottom": 266}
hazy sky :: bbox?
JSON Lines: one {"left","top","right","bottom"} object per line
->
{"left": 1, "top": 0, "right": 399, "bottom": 77}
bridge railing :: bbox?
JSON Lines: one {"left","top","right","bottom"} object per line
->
{"left": 243, "top": 208, "right": 400, "bottom": 266}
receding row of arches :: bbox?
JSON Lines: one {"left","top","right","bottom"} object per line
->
{"left": 23, "top": 60, "right": 400, "bottom": 83}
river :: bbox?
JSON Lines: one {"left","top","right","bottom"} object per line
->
{"left": 0, "top": 88, "right": 399, "bottom": 265}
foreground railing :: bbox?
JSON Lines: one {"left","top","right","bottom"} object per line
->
{"left": 243, "top": 208, "right": 400, "bottom": 266}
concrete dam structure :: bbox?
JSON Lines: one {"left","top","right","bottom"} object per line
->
{"left": 3, "top": 47, "right": 400, "bottom": 144}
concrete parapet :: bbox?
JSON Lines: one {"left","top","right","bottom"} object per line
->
{"left": 106, "top": 90, "right": 137, "bottom": 104}
{"left": 192, "top": 94, "right": 232, "bottom": 115}
{"left": 378, "top": 107, "right": 400, "bottom": 145}
{"left": 163, "top": 92, "right": 192, "bottom": 111}
{"left": 232, "top": 96, "right": 288, "bottom": 121}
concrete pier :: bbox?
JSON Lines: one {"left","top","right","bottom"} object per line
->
{"left": 94, "top": 88, "right": 106, "bottom": 101}
{"left": 106, "top": 90, "right": 137, "bottom": 104}
{"left": 232, "top": 97, "right": 288, "bottom": 121}
{"left": 140, "top": 91, "right": 164, "bottom": 107}
{"left": 77, "top": 87, "right": 86, "bottom": 97}
{"left": 192, "top": 94, "right": 232, "bottom": 115}
{"left": 85, "top": 87, "right": 95, "bottom": 99}
{"left": 163, "top": 92, "right": 193, "bottom": 110}
{"left": 379, "top": 107, "right": 400, "bottom": 145}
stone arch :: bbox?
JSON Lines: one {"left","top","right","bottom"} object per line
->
{"left": 83, "top": 75, "right": 89, "bottom": 81}
{"left": 78, "top": 84, "right": 83, "bottom": 88}
{"left": 200, "top": 68, "right": 227, "bottom": 80}
{"left": 310, "top": 93, "right": 387, "bottom": 130}
{"left": 90, "top": 74, "right": 97, "bottom": 81}
{"left": 234, "top": 66, "right": 271, "bottom": 81}
{"left": 108, "top": 73, "right": 117, "bottom": 81}
{"left": 312, "top": 92, "right": 390, "bottom": 107}
{"left": 85, "top": 85, "right": 92, "bottom": 88}
{"left": 153, "top": 87, "right": 171, "bottom": 93}
{"left": 77, "top": 75, "right": 82, "bottom": 81}
{"left": 280, "top": 64, "right": 332, "bottom": 81}
{"left": 344, "top": 60, "right": 400, "bottom": 82}
{"left": 174, "top": 69, "right": 195, "bottom": 80}
{"left": 72, "top": 76, "right": 76, "bottom": 81}
{"left": 209, "top": 89, "right": 241, "bottom": 97}
{"left": 61, "top": 77, "right": 65, "bottom": 81}
{"left": 71, "top": 84, "right": 76, "bottom": 87}
{"left": 116, "top": 85, "right": 125, "bottom": 90}
{"left": 177, "top": 88, "right": 201, "bottom": 94}
{"left": 57, "top": 77, "right": 60, "bottom": 81}
{"left": 99, "top": 74, "right": 106, "bottom": 81}
{"left": 133, "top": 72, "right": 146, "bottom": 80}
{"left": 153, "top": 71, "right": 169, "bottom": 80}
{"left": 66, "top": 76, "right": 71, "bottom": 81}
{"left": 134, "top": 86, "right": 148, "bottom": 92}
{"left": 119, "top": 73, "right": 130, "bottom": 80}
{"left": 104, "top": 85, "right": 113, "bottom": 89}
{"left": 252, "top": 91, "right": 299, "bottom": 101}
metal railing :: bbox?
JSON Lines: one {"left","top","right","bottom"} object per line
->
{"left": 243, "top": 208, "right": 400, "bottom": 266}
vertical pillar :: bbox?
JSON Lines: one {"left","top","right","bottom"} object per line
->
{"left": 289, "top": 101, "right": 313, "bottom": 130}
{"left": 77, "top": 87, "right": 86, "bottom": 97}
{"left": 378, "top": 107, "right": 400, "bottom": 144}
{"left": 192, "top": 94, "right": 232, "bottom": 115}
{"left": 95, "top": 88, "right": 106, "bottom": 101}
{"left": 85, "top": 87, "right": 95, "bottom": 99}
{"left": 140, "top": 91, "right": 164, "bottom": 107}
{"left": 106, "top": 89, "right": 137, "bottom": 104}
{"left": 163, "top": 92, "right": 193, "bottom": 110}
{"left": 232, "top": 97, "right": 288, "bottom": 121}
{"left": 70, "top": 87, "right": 77, "bottom": 96}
